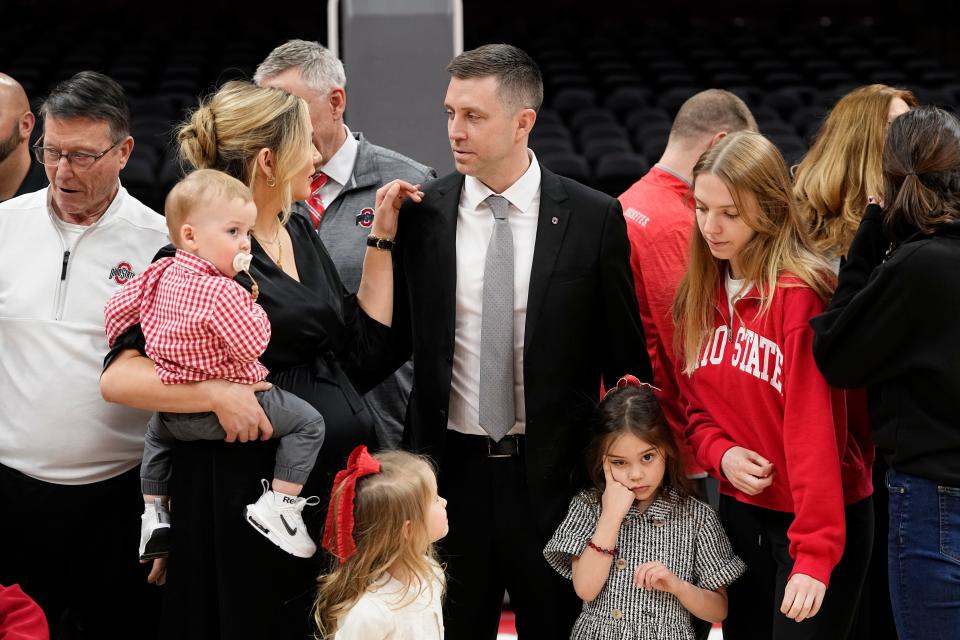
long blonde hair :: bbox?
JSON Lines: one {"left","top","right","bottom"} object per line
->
{"left": 314, "top": 451, "right": 444, "bottom": 638}
{"left": 177, "top": 80, "right": 313, "bottom": 223}
{"left": 793, "top": 84, "right": 918, "bottom": 258}
{"left": 673, "top": 131, "right": 834, "bottom": 373}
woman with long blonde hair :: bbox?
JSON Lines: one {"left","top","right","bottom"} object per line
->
{"left": 793, "top": 84, "right": 917, "bottom": 262}
{"left": 673, "top": 131, "right": 873, "bottom": 640}
{"left": 100, "top": 81, "right": 423, "bottom": 638}
{"left": 315, "top": 446, "right": 447, "bottom": 638}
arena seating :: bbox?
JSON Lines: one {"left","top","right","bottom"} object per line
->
{"left": 2, "top": 16, "right": 957, "bottom": 210}
{"left": 527, "top": 24, "right": 958, "bottom": 196}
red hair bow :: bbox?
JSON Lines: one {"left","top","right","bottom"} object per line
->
{"left": 322, "top": 445, "right": 381, "bottom": 563}
{"left": 601, "top": 374, "right": 661, "bottom": 400}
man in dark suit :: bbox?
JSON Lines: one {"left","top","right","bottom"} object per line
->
{"left": 389, "top": 44, "right": 650, "bottom": 639}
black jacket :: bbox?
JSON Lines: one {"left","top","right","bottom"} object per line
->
{"left": 391, "top": 167, "right": 651, "bottom": 539}
{"left": 811, "top": 204, "right": 960, "bottom": 486}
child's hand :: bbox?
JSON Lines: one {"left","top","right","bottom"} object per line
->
{"left": 601, "top": 460, "right": 636, "bottom": 519}
{"left": 144, "top": 557, "right": 167, "bottom": 586}
{"left": 780, "top": 573, "right": 826, "bottom": 622}
{"left": 634, "top": 561, "right": 682, "bottom": 595}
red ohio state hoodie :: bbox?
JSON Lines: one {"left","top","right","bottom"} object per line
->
{"left": 679, "top": 276, "right": 873, "bottom": 586}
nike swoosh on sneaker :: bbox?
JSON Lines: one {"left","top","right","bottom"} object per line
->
{"left": 280, "top": 514, "right": 298, "bottom": 536}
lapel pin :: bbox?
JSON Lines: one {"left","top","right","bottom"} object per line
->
{"left": 551, "top": 216, "right": 559, "bottom": 225}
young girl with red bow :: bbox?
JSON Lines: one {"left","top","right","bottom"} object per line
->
{"left": 314, "top": 446, "right": 448, "bottom": 639}
{"left": 673, "top": 130, "right": 873, "bottom": 639}
{"left": 544, "top": 377, "right": 745, "bottom": 639}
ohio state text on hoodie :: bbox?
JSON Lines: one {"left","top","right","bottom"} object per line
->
{"left": 679, "top": 276, "right": 873, "bottom": 586}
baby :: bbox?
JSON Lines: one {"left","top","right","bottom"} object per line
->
{"left": 104, "top": 169, "right": 325, "bottom": 560}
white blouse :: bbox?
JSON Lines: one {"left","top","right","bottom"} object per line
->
{"left": 335, "top": 565, "right": 444, "bottom": 640}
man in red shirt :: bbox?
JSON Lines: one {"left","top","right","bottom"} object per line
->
{"left": 619, "top": 90, "right": 757, "bottom": 480}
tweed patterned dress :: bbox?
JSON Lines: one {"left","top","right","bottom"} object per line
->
{"left": 544, "top": 487, "right": 746, "bottom": 640}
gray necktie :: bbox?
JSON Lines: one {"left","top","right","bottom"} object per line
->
{"left": 479, "top": 195, "right": 516, "bottom": 442}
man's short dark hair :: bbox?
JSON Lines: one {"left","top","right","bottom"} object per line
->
{"left": 446, "top": 44, "right": 543, "bottom": 112}
{"left": 40, "top": 71, "right": 130, "bottom": 139}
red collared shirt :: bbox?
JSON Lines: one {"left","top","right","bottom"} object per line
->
{"left": 619, "top": 166, "right": 704, "bottom": 475}
{"left": 104, "top": 249, "right": 270, "bottom": 384}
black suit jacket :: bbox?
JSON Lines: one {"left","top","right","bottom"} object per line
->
{"left": 392, "top": 167, "right": 651, "bottom": 539}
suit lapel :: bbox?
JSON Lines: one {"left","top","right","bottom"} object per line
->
{"left": 425, "top": 174, "right": 463, "bottom": 354}
{"left": 524, "top": 168, "right": 569, "bottom": 356}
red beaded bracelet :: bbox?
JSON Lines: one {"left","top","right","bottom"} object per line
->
{"left": 587, "top": 540, "right": 617, "bottom": 557}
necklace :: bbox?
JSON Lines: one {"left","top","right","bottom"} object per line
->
{"left": 254, "top": 224, "right": 283, "bottom": 269}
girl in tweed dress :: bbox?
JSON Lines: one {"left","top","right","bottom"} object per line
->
{"left": 544, "top": 377, "right": 745, "bottom": 640}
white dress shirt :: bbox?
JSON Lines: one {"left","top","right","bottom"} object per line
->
{"left": 317, "top": 125, "right": 359, "bottom": 205}
{"left": 447, "top": 150, "right": 542, "bottom": 437}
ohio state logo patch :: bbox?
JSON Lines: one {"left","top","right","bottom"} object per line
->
{"left": 109, "top": 262, "right": 135, "bottom": 284}
{"left": 355, "top": 208, "right": 374, "bottom": 228}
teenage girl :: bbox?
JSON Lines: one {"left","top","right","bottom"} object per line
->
{"left": 673, "top": 130, "right": 873, "bottom": 639}
{"left": 544, "top": 376, "right": 745, "bottom": 639}
{"left": 314, "top": 446, "right": 448, "bottom": 639}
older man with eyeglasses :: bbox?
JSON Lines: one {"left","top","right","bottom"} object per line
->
{"left": 0, "top": 71, "right": 167, "bottom": 639}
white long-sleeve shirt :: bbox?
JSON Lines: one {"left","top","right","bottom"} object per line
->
{"left": 0, "top": 185, "right": 168, "bottom": 484}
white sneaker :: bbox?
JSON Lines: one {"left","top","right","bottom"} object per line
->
{"left": 139, "top": 499, "right": 171, "bottom": 561}
{"left": 244, "top": 480, "right": 320, "bottom": 558}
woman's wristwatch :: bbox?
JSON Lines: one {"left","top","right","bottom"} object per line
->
{"left": 366, "top": 234, "right": 396, "bottom": 251}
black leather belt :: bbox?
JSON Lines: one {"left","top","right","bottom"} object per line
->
{"left": 447, "top": 431, "right": 524, "bottom": 458}
{"left": 487, "top": 434, "right": 522, "bottom": 458}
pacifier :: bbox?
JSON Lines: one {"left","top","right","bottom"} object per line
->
{"left": 233, "top": 252, "right": 252, "bottom": 272}
{"left": 233, "top": 252, "right": 259, "bottom": 302}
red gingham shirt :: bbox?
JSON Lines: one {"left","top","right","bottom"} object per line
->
{"left": 104, "top": 249, "right": 270, "bottom": 384}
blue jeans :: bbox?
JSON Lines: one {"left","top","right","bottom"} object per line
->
{"left": 886, "top": 469, "right": 960, "bottom": 639}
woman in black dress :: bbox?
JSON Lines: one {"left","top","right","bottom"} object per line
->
{"left": 100, "top": 81, "right": 420, "bottom": 639}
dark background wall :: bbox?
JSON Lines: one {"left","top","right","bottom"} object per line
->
{"left": 3, "top": 0, "right": 956, "bottom": 209}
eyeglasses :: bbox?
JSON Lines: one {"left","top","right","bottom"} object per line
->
{"left": 32, "top": 139, "right": 122, "bottom": 169}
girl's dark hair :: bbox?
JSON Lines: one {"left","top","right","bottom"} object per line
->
{"left": 883, "top": 106, "right": 960, "bottom": 240}
{"left": 585, "top": 384, "right": 692, "bottom": 499}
